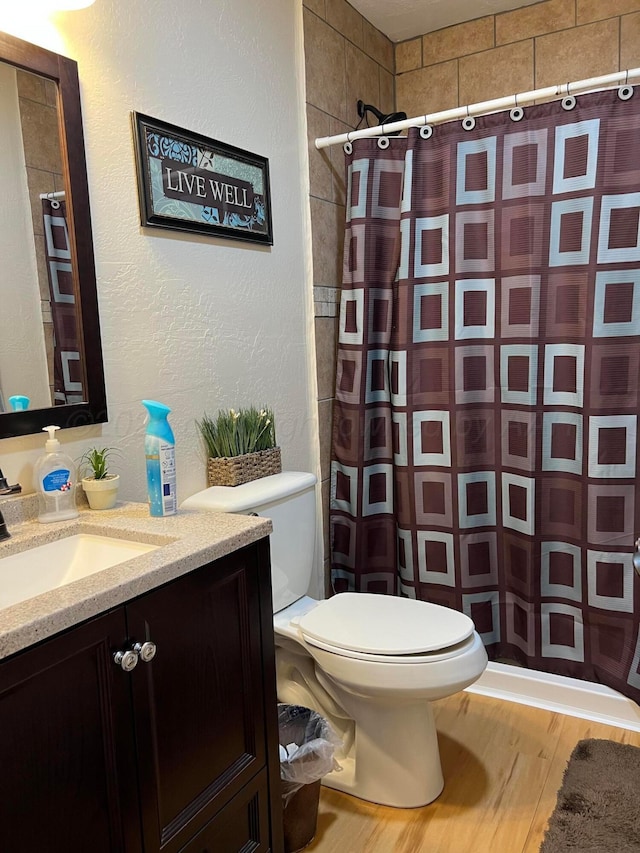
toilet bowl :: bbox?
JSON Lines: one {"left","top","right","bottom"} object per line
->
{"left": 181, "top": 471, "right": 488, "bottom": 808}
{"left": 274, "top": 591, "right": 487, "bottom": 807}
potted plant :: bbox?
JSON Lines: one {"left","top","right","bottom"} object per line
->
{"left": 197, "top": 406, "right": 280, "bottom": 486}
{"left": 78, "top": 446, "right": 121, "bottom": 510}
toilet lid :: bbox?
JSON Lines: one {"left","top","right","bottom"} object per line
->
{"left": 297, "top": 593, "right": 474, "bottom": 656}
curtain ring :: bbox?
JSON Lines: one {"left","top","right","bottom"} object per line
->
{"left": 343, "top": 133, "right": 353, "bottom": 154}
{"left": 510, "top": 94, "right": 524, "bottom": 122}
{"left": 420, "top": 124, "right": 433, "bottom": 139}
{"left": 619, "top": 69, "right": 634, "bottom": 100}
{"left": 377, "top": 136, "right": 390, "bottom": 149}
{"left": 461, "top": 104, "right": 475, "bottom": 130}
{"left": 562, "top": 94, "right": 576, "bottom": 110}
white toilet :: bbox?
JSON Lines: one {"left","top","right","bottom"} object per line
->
{"left": 182, "top": 471, "right": 488, "bottom": 808}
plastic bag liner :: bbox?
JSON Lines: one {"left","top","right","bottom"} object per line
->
{"left": 278, "top": 704, "right": 342, "bottom": 806}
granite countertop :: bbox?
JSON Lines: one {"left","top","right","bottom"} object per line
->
{"left": 0, "top": 493, "right": 272, "bottom": 661}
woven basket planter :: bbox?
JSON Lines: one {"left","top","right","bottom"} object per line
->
{"left": 207, "top": 446, "right": 282, "bottom": 487}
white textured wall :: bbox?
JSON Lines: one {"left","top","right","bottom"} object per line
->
{"left": 1, "top": 1, "right": 318, "bottom": 517}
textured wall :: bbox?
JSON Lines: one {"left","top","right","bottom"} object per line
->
{"left": 0, "top": 1, "right": 318, "bottom": 537}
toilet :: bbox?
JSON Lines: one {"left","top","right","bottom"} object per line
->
{"left": 181, "top": 471, "right": 488, "bottom": 808}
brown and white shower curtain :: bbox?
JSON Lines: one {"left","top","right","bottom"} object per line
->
{"left": 330, "top": 88, "right": 640, "bottom": 703}
{"left": 42, "top": 197, "right": 84, "bottom": 405}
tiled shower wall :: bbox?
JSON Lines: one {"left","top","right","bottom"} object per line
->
{"left": 396, "top": 0, "right": 640, "bottom": 118}
{"left": 304, "top": 0, "right": 640, "bottom": 589}
{"left": 303, "top": 0, "right": 394, "bottom": 587}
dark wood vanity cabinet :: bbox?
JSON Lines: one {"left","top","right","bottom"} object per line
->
{"left": 0, "top": 539, "right": 284, "bottom": 853}
{"left": 0, "top": 607, "right": 141, "bottom": 853}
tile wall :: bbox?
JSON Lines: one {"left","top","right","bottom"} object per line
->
{"left": 304, "top": 0, "right": 640, "bottom": 589}
{"left": 396, "top": 0, "right": 640, "bottom": 118}
{"left": 303, "top": 0, "right": 394, "bottom": 587}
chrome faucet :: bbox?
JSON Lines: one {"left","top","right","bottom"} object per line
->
{"left": 0, "top": 510, "right": 10, "bottom": 541}
{"left": 0, "top": 469, "right": 21, "bottom": 496}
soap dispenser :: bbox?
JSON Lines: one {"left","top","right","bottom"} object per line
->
{"left": 34, "top": 425, "right": 79, "bottom": 523}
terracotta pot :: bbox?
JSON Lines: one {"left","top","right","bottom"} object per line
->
{"left": 81, "top": 474, "right": 120, "bottom": 510}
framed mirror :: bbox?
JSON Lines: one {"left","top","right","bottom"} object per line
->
{"left": 0, "top": 30, "right": 106, "bottom": 439}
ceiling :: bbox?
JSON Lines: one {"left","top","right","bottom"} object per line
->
{"left": 348, "top": 0, "right": 541, "bottom": 43}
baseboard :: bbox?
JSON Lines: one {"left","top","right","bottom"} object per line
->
{"left": 466, "top": 661, "right": 640, "bottom": 732}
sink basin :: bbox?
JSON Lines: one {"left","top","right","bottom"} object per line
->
{"left": 0, "top": 533, "right": 159, "bottom": 609}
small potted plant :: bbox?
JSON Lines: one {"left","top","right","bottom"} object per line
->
{"left": 78, "top": 446, "right": 121, "bottom": 510}
{"left": 197, "top": 405, "right": 280, "bottom": 486}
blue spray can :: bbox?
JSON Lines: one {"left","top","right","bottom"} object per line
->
{"left": 142, "top": 400, "right": 177, "bottom": 516}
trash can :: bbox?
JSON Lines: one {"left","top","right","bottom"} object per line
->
{"left": 278, "top": 704, "right": 341, "bottom": 853}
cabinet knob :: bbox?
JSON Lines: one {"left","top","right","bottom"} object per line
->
{"left": 113, "top": 649, "right": 139, "bottom": 671}
{"left": 133, "top": 641, "right": 157, "bottom": 663}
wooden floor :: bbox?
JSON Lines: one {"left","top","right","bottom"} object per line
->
{"left": 306, "top": 690, "right": 640, "bottom": 852}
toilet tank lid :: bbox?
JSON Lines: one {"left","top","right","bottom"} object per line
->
{"left": 181, "top": 471, "right": 317, "bottom": 513}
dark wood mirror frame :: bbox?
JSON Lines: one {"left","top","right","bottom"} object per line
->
{"left": 0, "top": 30, "right": 107, "bottom": 439}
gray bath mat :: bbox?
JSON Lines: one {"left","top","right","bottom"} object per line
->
{"left": 540, "top": 738, "right": 640, "bottom": 851}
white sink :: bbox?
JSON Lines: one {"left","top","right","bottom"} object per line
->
{"left": 0, "top": 533, "right": 159, "bottom": 609}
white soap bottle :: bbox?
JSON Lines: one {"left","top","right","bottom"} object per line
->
{"left": 34, "top": 425, "right": 79, "bottom": 523}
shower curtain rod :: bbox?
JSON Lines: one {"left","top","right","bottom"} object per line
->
{"left": 314, "top": 66, "right": 640, "bottom": 150}
{"left": 38, "top": 190, "right": 66, "bottom": 200}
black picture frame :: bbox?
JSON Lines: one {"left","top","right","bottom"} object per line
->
{"left": 132, "top": 112, "right": 273, "bottom": 245}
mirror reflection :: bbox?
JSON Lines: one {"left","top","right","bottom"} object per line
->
{"left": 0, "top": 60, "right": 85, "bottom": 414}
{"left": 0, "top": 28, "right": 106, "bottom": 440}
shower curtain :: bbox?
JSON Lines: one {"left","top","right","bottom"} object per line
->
{"left": 330, "top": 88, "right": 640, "bottom": 703}
{"left": 42, "top": 197, "right": 84, "bottom": 405}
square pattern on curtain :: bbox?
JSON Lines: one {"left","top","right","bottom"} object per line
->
{"left": 331, "top": 89, "right": 640, "bottom": 703}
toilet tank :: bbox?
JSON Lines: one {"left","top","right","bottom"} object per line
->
{"left": 181, "top": 471, "right": 317, "bottom": 613}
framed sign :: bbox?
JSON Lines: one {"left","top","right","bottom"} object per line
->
{"left": 132, "top": 112, "right": 273, "bottom": 245}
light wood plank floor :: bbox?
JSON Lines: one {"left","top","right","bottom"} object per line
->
{"left": 306, "top": 691, "right": 640, "bottom": 852}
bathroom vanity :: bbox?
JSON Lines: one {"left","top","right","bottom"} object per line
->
{"left": 0, "top": 498, "right": 284, "bottom": 853}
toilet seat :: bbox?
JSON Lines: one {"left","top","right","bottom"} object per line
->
{"left": 299, "top": 631, "right": 478, "bottom": 664}
{"left": 297, "top": 592, "right": 474, "bottom": 658}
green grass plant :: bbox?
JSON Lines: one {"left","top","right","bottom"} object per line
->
{"left": 197, "top": 406, "right": 277, "bottom": 458}
{"left": 78, "top": 446, "right": 121, "bottom": 480}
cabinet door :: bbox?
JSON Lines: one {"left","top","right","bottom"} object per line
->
{"left": 128, "top": 545, "right": 268, "bottom": 852}
{"left": 177, "top": 772, "right": 271, "bottom": 853}
{"left": 0, "top": 609, "right": 142, "bottom": 853}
